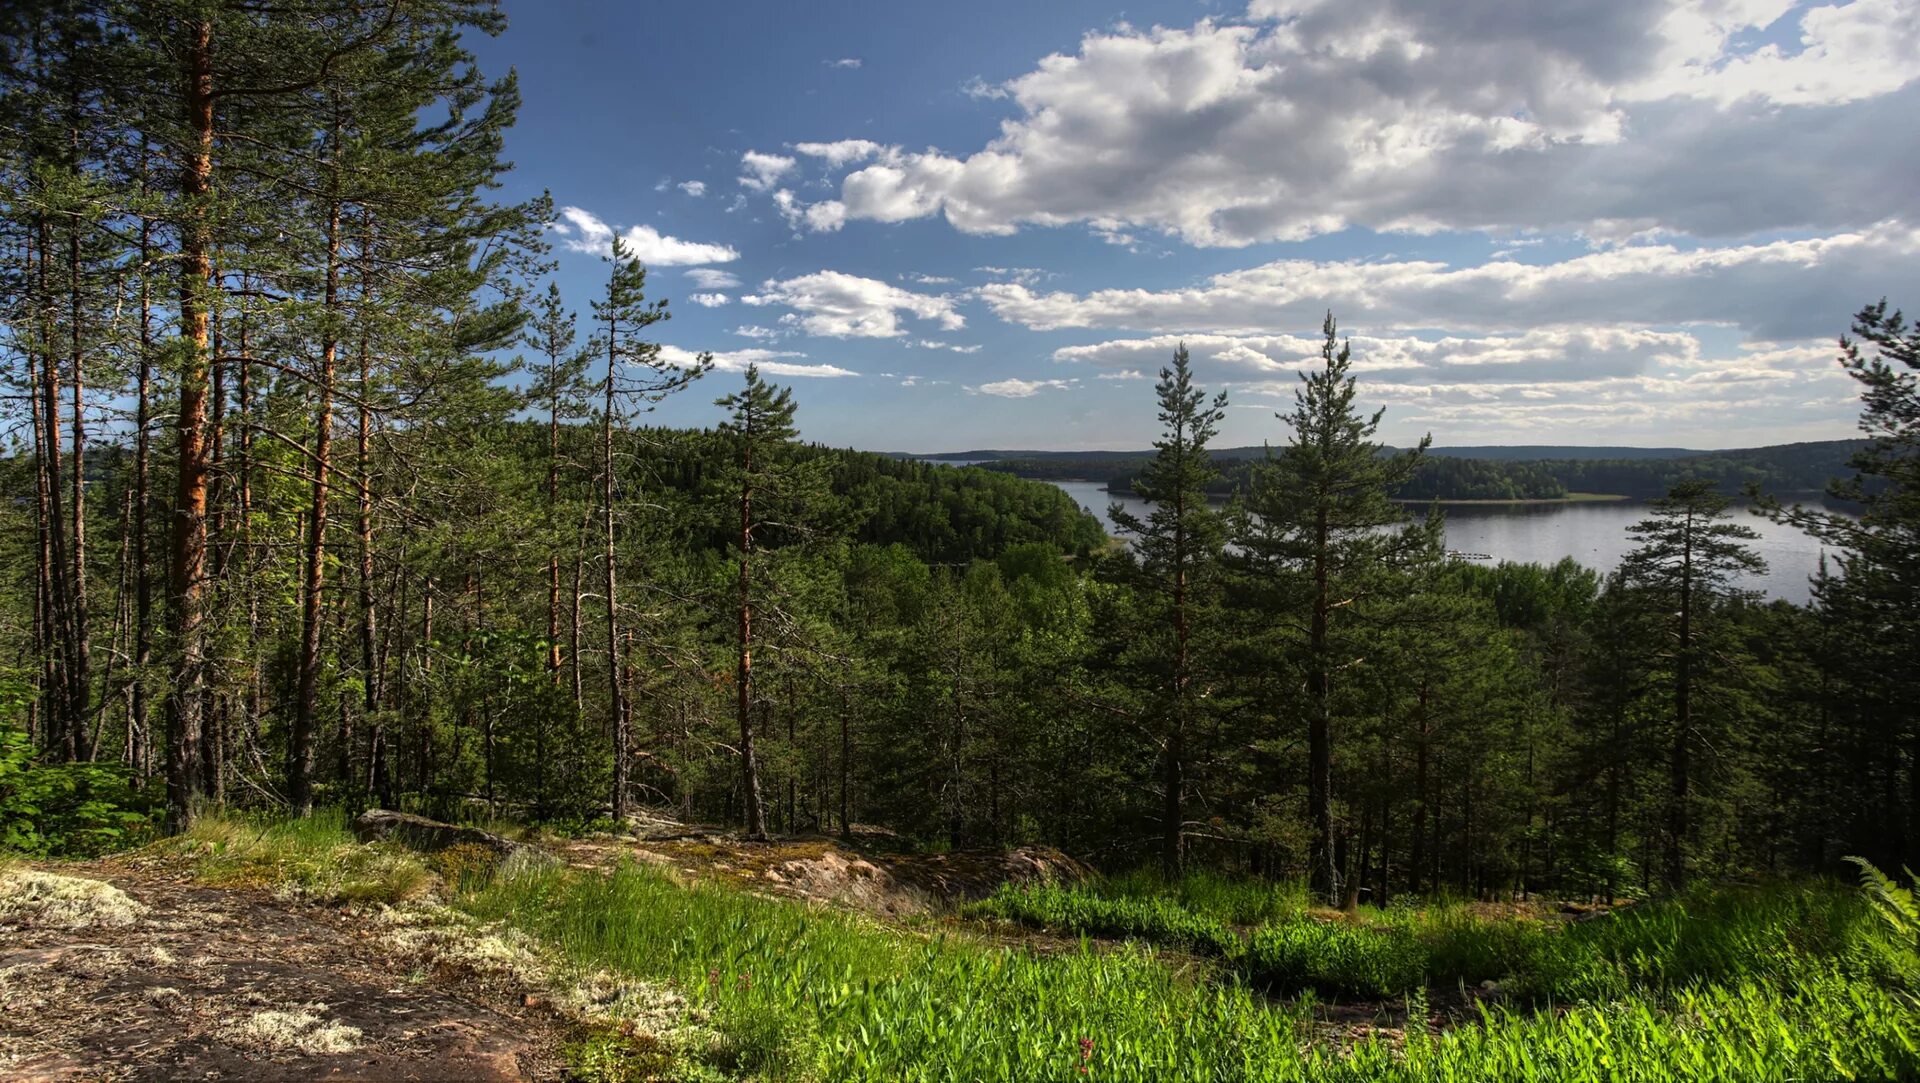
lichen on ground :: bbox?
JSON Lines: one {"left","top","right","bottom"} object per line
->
{"left": 219, "top": 1005, "right": 365, "bottom": 1055}
{"left": 0, "top": 868, "right": 150, "bottom": 930}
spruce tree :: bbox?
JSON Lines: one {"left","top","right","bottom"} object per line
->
{"left": 1109, "top": 344, "right": 1228, "bottom": 873}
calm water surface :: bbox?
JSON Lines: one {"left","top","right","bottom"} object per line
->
{"left": 1048, "top": 479, "right": 1842, "bottom": 604}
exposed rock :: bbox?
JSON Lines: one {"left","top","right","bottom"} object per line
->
{"left": 351, "top": 809, "right": 549, "bottom": 866}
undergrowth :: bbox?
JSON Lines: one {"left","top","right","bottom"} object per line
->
{"left": 138, "top": 812, "right": 1920, "bottom": 1081}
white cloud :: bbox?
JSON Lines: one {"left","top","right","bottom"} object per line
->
{"left": 795, "top": 139, "right": 885, "bottom": 167}
{"left": 678, "top": 180, "right": 707, "bottom": 197}
{"left": 981, "top": 223, "right": 1920, "bottom": 341}
{"left": 973, "top": 377, "right": 1076, "bottom": 398}
{"left": 776, "top": 3, "right": 1920, "bottom": 245}
{"left": 744, "top": 271, "right": 965, "bottom": 338}
{"left": 554, "top": 206, "right": 739, "bottom": 266}
{"left": 910, "top": 339, "right": 983, "bottom": 353}
{"left": 1053, "top": 328, "right": 1706, "bottom": 386}
{"left": 739, "top": 151, "right": 796, "bottom": 192}
{"left": 733, "top": 325, "right": 784, "bottom": 340}
{"left": 658, "top": 344, "right": 858, "bottom": 379}
{"left": 902, "top": 272, "right": 958, "bottom": 285}
{"left": 1097, "top": 369, "right": 1150, "bottom": 380}
{"left": 1051, "top": 325, "right": 1864, "bottom": 442}
{"left": 975, "top": 266, "right": 1049, "bottom": 286}
{"left": 962, "top": 75, "right": 1010, "bottom": 100}
{"left": 689, "top": 293, "right": 730, "bottom": 307}
{"left": 772, "top": 189, "right": 847, "bottom": 232}
{"left": 686, "top": 268, "right": 742, "bottom": 290}
{"left": 825, "top": 57, "right": 862, "bottom": 69}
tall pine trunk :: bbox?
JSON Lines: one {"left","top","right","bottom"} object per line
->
{"left": 737, "top": 452, "right": 768, "bottom": 839}
{"left": 290, "top": 145, "right": 341, "bottom": 817}
{"left": 1309, "top": 504, "right": 1335, "bottom": 903}
{"left": 164, "top": 18, "right": 215, "bottom": 833}
{"left": 602, "top": 359, "right": 628, "bottom": 820}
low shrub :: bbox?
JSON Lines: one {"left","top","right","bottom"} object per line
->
{"left": 1245, "top": 918, "right": 1427, "bottom": 998}
{"left": 966, "top": 882, "right": 1241, "bottom": 957}
{"left": 0, "top": 720, "right": 155, "bottom": 857}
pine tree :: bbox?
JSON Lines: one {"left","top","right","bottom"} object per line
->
{"left": 523, "top": 281, "right": 587, "bottom": 679}
{"left": 588, "top": 236, "right": 706, "bottom": 821}
{"left": 1760, "top": 301, "right": 1920, "bottom": 867}
{"left": 716, "top": 364, "right": 803, "bottom": 839}
{"left": 1622, "top": 479, "right": 1765, "bottom": 888}
{"left": 1235, "top": 313, "right": 1436, "bottom": 903}
{"left": 1109, "top": 345, "right": 1228, "bottom": 873}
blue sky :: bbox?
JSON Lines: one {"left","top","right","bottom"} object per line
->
{"left": 468, "top": 0, "right": 1920, "bottom": 452}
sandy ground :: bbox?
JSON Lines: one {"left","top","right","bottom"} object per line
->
{"left": 0, "top": 861, "right": 567, "bottom": 1082}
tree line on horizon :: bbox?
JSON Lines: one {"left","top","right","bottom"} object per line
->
{"left": 980, "top": 437, "right": 1869, "bottom": 503}
{"left": 4, "top": 0, "right": 1918, "bottom": 904}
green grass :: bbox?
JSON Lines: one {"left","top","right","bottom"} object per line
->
{"left": 140, "top": 813, "right": 1920, "bottom": 1081}
{"left": 159, "top": 808, "right": 434, "bottom": 904}
{"left": 966, "top": 876, "right": 1907, "bottom": 1008}
{"left": 966, "top": 881, "right": 1241, "bottom": 956}
{"left": 470, "top": 862, "right": 1918, "bottom": 1081}
{"left": 1094, "top": 867, "right": 1313, "bottom": 926}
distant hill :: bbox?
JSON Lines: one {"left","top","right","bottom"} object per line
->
{"left": 1420, "top": 445, "right": 1700, "bottom": 461}
{"left": 936, "top": 439, "right": 1869, "bottom": 502}
{"left": 910, "top": 444, "right": 1704, "bottom": 462}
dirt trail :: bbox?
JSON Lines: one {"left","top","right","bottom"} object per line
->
{"left": 1, "top": 862, "right": 565, "bottom": 1082}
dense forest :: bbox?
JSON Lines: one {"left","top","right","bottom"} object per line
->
{"left": 3, "top": 0, "right": 1918, "bottom": 919}
{"left": 980, "top": 439, "right": 1866, "bottom": 503}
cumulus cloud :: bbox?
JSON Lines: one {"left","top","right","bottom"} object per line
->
{"left": 744, "top": 271, "right": 965, "bottom": 338}
{"left": 689, "top": 293, "right": 730, "bottom": 307}
{"left": 552, "top": 206, "right": 739, "bottom": 266}
{"left": 974, "top": 377, "right": 1076, "bottom": 397}
{"left": 982, "top": 223, "right": 1920, "bottom": 341}
{"left": 825, "top": 57, "right": 862, "bottom": 69}
{"left": 772, "top": 2, "right": 1920, "bottom": 245}
{"left": 678, "top": 180, "right": 707, "bottom": 197}
{"left": 686, "top": 268, "right": 742, "bottom": 290}
{"left": 772, "top": 189, "right": 847, "bottom": 232}
{"left": 658, "top": 344, "right": 859, "bottom": 378}
{"left": 739, "top": 151, "right": 796, "bottom": 192}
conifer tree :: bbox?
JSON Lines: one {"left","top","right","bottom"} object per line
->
{"left": 1109, "top": 345, "right": 1228, "bottom": 873}
{"left": 1761, "top": 301, "right": 1920, "bottom": 867}
{"left": 588, "top": 236, "right": 706, "bottom": 820}
{"left": 1622, "top": 479, "right": 1764, "bottom": 888}
{"left": 523, "top": 281, "right": 587, "bottom": 678}
{"left": 1236, "top": 313, "right": 1436, "bottom": 903}
{"left": 717, "top": 364, "right": 802, "bottom": 840}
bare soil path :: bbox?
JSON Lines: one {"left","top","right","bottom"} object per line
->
{"left": 1, "top": 860, "right": 567, "bottom": 1082}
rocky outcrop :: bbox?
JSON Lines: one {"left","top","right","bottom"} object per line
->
{"left": 350, "top": 810, "right": 525, "bottom": 858}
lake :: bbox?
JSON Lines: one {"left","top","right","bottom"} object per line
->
{"left": 1047, "top": 479, "right": 1843, "bottom": 604}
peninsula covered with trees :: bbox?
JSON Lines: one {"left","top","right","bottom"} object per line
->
{"left": 4, "top": 3, "right": 1920, "bottom": 1080}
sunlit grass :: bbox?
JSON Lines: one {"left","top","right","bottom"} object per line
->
{"left": 157, "top": 808, "right": 433, "bottom": 905}
{"left": 146, "top": 812, "right": 1920, "bottom": 1081}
